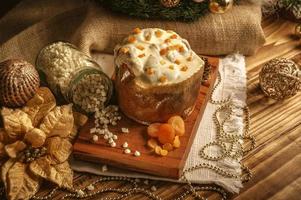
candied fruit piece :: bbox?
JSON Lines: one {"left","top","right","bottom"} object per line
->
{"left": 168, "top": 116, "right": 185, "bottom": 136}
{"left": 128, "top": 36, "right": 137, "bottom": 43}
{"left": 147, "top": 138, "right": 158, "bottom": 149}
{"left": 170, "top": 34, "right": 178, "bottom": 39}
{"left": 138, "top": 53, "right": 145, "bottom": 58}
{"left": 136, "top": 45, "right": 145, "bottom": 50}
{"left": 147, "top": 123, "right": 161, "bottom": 137}
{"left": 155, "top": 30, "right": 163, "bottom": 38}
{"left": 160, "top": 149, "right": 169, "bottom": 156}
{"left": 175, "top": 60, "right": 181, "bottom": 65}
{"left": 163, "top": 143, "right": 173, "bottom": 151}
{"left": 173, "top": 136, "right": 181, "bottom": 148}
{"left": 158, "top": 124, "right": 175, "bottom": 144}
{"left": 160, "top": 49, "right": 167, "bottom": 56}
{"left": 155, "top": 146, "right": 162, "bottom": 155}
{"left": 133, "top": 27, "right": 142, "bottom": 34}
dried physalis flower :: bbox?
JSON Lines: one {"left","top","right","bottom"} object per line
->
{"left": 133, "top": 27, "right": 142, "bottom": 34}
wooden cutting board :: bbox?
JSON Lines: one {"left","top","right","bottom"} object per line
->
{"left": 73, "top": 58, "right": 219, "bottom": 179}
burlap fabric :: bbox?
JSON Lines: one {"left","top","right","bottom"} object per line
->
{"left": 0, "top": 0, "right": 265, "bottom": 64}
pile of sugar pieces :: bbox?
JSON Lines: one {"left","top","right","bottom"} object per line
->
{"left": 90, "top": 105, "right": 141, "bottom": 157}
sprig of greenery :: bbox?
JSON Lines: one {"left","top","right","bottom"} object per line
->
{"left": 280, "top": 0, "right": 301, "bottom": 8}
{"left": 96, "top": 0, "right": 239, "bottom": 22}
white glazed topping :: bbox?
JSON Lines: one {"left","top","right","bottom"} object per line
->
{"left": 114, "top": 28, "right": 204, "bottom": 87}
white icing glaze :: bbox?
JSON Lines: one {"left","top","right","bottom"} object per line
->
{"left": 114, "top": 28, "right": 204, "bottom": 86}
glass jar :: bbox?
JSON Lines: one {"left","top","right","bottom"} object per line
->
{"left": 36, "top": 41, "right": 113, "bottom": 113}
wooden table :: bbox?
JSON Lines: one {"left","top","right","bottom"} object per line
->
{"left": 0, "top": 4, "right": 300, "bottom": 198}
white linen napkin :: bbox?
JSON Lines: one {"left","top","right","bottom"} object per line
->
{"left": 71, "top": 54, "right": 247, "bottom": 194}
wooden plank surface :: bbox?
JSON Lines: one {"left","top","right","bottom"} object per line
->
{"left": 72, "top": 59, "right": 218, "bottom": 179}
{"left": 29, "top": 16, "right": 301, "bottom": 200}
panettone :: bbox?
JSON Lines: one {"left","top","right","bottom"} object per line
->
{"left": 114, "top": 28, "right": 204, "bottom": 124}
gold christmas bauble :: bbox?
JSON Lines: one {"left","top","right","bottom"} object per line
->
{"left": 209, "top": 0, "right": 233, "bottom": 14}
{"left": 259, "top": 58, "right": 301, "bottom": 100}
{"left": 295, "top": 24, "right": 301, "bottom": 38}
{"left": 160, "top": 0, "right": 181, "bottom": 8}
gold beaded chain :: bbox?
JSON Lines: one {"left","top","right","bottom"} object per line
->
{"left": 0, "top": 64, "right": 255, "bottom": 200}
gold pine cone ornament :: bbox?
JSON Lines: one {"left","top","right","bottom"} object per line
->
{"left": 259, "top": 58, "right": 301, "bottom": 100}
{"left": 160, "top": 0, "right": 181, "bottom": 8}
{"left": 0, "top": 59, "right": 40, "bottom": 108}
{"left": 209, "top": 0, "right": 233, "bottom": 14}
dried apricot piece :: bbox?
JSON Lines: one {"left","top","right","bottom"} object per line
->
{"left": 147, "top": 138, "right": 158, "bottom": 149}
{"left": 160, "top": 149, "right": 168, "bottom": 156}
{"left": 168, "top": 116, "right": 185, "bottom": 136}
{"left": 163, "top": 143, "right": 173, "bottom": 151}
{"left": 173, "top": 136, "right": 181, "bottom": 148}
{"left": 155, "top": 146, "right": 162, "bottom": 155}
{"left": 158, "top": 124, "right": 175, "bottom": 144}
{"left": 147, "top": 123, "right": 161, "bottom": 138}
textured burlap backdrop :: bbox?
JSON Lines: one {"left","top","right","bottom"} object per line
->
{"left": 0, "top": 0, "right": 265, "bottom": 64}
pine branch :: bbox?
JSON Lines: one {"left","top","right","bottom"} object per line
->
{"left": 96, "top": 0, "right": 239, "bottom": 22}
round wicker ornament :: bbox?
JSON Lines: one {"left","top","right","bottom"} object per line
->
{"left": 160, "top": 0, "right": 181, "bottom": 8}
{"left": 209, "top": 0, "right": 233, "bottom": 14}
{"left": 0, "top": 59, "right": 40, "bottom": 107}
{"left": 259, "top": 58, "right": 301, "bottom": 100}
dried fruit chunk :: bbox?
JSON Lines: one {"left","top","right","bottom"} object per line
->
{"left": 24, "top": 128, "right": 46, "bottom": 148}
{"left": 163, "top": 143, "right": 173, "bottom": 151}
{"left": 147, "top": 123, "right": 161, "bottom": 138}
{"left": 160, "top": 149, "right": 168, "bottom": 156}
{"left": 155, "top": 146, "right": 162, "bottom": 155}
{"left": 158, "top": 124, "right": 175, "bottom": 144}
{"left": 173, "top": 136, "right": 181, "bottom": 148}
{"left": 147, "top": 138, "right": 158, "bottom": 149}
{"left": 168, "top": 116, "right": 185, "bottom": 136}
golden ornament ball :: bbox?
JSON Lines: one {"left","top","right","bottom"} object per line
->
{"left": 209, "top": 0, "right": 233, "bottom": 14}
{"left": 259, "top": 58, "right": 301, "bottom": 100}
{"left": 295, "top": 23, "right": 301, "bottom": 38}
{"left": 160, "top": 0, "right": 181, "bottom": 8}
